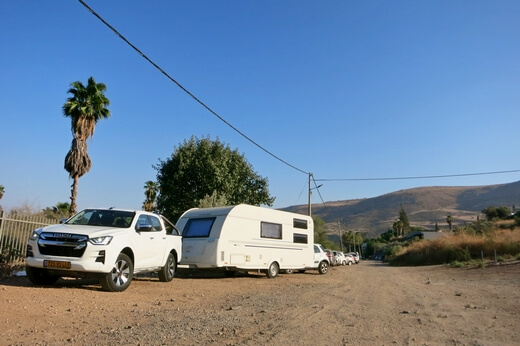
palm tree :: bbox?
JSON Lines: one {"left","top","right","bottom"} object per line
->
{"left": 143, "top": 181, "right": 159, "bottom": 211}
{"left": 446, "top": 215, "right": 453, "bottom": 231}
{"left": 63, "top": 77, "right": 110, "bottom": 216}
{"left": 42, "top": 202, "right": 71, "bottom": 220}
{"left": 393, "top": 220, "right": 404, "bottom": 237}
{"left": 0, "top": 185, "right": 4, "bottom": 214}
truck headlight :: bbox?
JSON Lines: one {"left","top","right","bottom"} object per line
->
{"left": 29, "top": 228, "right": 42, "bottom": 241}
{"left": 89, "top": 236, "right": 113, "bottom": 245}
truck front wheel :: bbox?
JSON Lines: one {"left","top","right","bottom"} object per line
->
{"left": 100, "top": 253, "right": 133, "bottom": 292}
{"left": 158, "top": 252, "right": 176, "bottom": 282}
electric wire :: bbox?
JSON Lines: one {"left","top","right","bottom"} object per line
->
{"left": 312, "top": 176, "right": 327, "bottom": 207}
{"left": 78, "top": 0, "right": 308, "bottom": 176}
{"left": 78, "top": 1, "right": 519, "bottom": 196}
{"left": 315, "top": 169, "right": 520, "bottom": 182}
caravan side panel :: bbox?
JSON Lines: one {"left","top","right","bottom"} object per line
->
{"left": 177, "top": 205, "right": 314, "bottom": 272}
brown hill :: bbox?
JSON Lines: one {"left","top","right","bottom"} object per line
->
{"left": 282, "top": 180, "right": 520, "bottom": 237}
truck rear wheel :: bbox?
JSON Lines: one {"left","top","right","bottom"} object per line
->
{"left": 100, "top": 253, "right": 133, "bottom": 292}
{"left": 158, "top": 252, "right": 176, "bottom": 282}
{"left": 318, "top": 260, "right": 329, "bottom": 274}
{"left": 266, "top": 262, "right": 279, "bottom": 278}
{"left": 26, "top": 266, "right": 60, "bottom": 285}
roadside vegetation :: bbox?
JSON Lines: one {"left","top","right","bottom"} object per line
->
{"left": 386, "top": 207, "right": 520, "bottom": 266}
{"left": 0, "top": 202, "right": 68, "bottom": 279}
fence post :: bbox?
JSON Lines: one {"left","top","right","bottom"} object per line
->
{"left": 0, "top": 213, "right": 57, "bottom": 266}
{"left": 0, "top": 209, "right": 4, "bottom": 253}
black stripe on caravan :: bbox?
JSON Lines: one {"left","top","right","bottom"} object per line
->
{"left": 244, "top": 245, "right": 304, "bottom": 251}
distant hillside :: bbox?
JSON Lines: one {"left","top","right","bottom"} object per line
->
{"left": 281, "top": 180, "right": 520, "bottom": 237}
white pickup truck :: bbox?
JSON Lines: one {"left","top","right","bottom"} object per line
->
{"left": 25, "top": 208, "right": 182, "bottom": 292}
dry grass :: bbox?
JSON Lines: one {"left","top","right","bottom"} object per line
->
{"left": 390, "top": 227, "right": 520, "bottom": 266}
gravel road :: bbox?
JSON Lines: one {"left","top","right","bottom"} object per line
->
{"left": 1, "top": 261, "right": 519, "bottom": 345}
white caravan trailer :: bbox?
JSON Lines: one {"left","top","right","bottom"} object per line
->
{"left": 176, "top": 204, "right": 328, "bottom": 278}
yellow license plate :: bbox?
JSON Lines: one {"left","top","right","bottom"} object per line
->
{"left": 43, "top": 260, "right": 71, "bottom": 269}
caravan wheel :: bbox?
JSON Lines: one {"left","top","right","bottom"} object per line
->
{"left": 266, "top": 262, "right": 279, "bottom": 278}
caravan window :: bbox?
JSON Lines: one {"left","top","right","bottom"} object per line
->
{"left": 183, "top": 218, "right": 215, "bottom": 238}
{"left": 293, "top": 233, "right": 308, "bottom": 244}
{"left": 293, "top": 218, "right": 308, "bottom": 229}
{"left": 261, "top": 222, "right": 282, "bottom": 239}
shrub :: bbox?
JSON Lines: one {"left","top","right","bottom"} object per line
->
{"left": 389, "top": 228, "right": 520, "bottom": 266}
{"left": 477, "top": 260, "right": 486, "bottom": 268}
{"left": 0, "top": 245, "right": 22, "bottom": 279}
{"left": 455, "top": 220, "right": 494, "bottom": 236}
{"left": 450, "top": 261, "right": 465, "bottom": 268}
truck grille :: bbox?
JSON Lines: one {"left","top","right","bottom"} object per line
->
{"left": 37, "top": 232, "right": 88, "bottom": 258}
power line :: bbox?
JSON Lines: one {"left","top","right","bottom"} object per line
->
{"left": 315, "top": 169, "right": 520, "bottom": 182}
{"left": 77, "top": 1, "right": 519, "bottom": 193}
{"left": 312, "top": 175, "right": 327, "bottom": 207}
{"left": 78, "top": 0, "right": 308, "bottom": 175}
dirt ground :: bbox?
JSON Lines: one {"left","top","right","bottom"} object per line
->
{"left": 1, "top": 261, "right": 519, "bottom": 346}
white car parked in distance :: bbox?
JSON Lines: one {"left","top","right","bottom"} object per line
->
{"left": 333, "top": 251, "right": 346, "bottom": 265}
{"left": 345, "top": 252, "right": 360, "bottom": 264}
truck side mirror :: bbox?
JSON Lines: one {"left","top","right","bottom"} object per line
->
{"left": 136, "top": 223, "right": 154, "bottom": 232}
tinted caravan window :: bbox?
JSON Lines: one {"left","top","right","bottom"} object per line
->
{"left": 293, "top": 233, "right": 308, "bottom": 244}
{"left": 261, "top": 222, "right": 282, "bottom": 239}
{"left": 293, "top": 218, "right": 308, "bottom": 229}
{"left": 183, "top": 218, "right": 215, "bottom": 238}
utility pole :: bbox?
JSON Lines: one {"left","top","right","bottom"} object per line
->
{"left": 308, "top": 173, "right": 312, "bottom": 216}
{"left": 338, "top": 220, "right": 343, "bottom": 252}
{"left": 307, "top": 173, "right": 322, "bottom": 217}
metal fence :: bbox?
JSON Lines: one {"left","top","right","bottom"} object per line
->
{"left": 0, "top": 210, "right": 58, "bottom": 265}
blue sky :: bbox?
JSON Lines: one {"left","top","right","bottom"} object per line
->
{"left": 1, "top": 1, "right": 519, "bottom": 213}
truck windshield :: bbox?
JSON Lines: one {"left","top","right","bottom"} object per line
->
{"left": 67, "top": 209, "right": 136, "bottom": 228}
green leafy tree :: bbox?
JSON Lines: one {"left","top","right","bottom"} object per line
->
{"left": 353, "top": 232, "right": 363, "bottom": 254}
{"left": 314, "top": 216, "right": 334, "bottom": 249}
{"left": 42, "top": 202, "right": 70, "bottom": 220}
{"left": 398, "top": 205, "right": 410, "bottom": 234}
{"left": 143, "top": 181, "right": 159, "bottom": 211}
{"left": 63, "top": 77, "right": 111, "bottom": 216}
{"left": 154, "top": 136, "right": 275, "bottom": 221}
{"left": 341, "top": 230, "right": 363, "bottom": 253}
{"left": 446, "top": 215, "right": 453, "bottom": 230}
{"left": 341, "top": 231, "right": 351, "bottom": 251}
{"left": 497, "top": 206, "right": 511, "bottom": 218}
{"left": 393, "top": 220, "right": 404, "bottom": 237}
{"left": 365, "top": 239, "right": 385, "bottom": 258}
{"left": 482, "top": 206, "right": 497, "bottom": 220}
{"left": 378, "top": 229, "right": 396, "bottom": 242}
{"left": 0, "top": 185, "right": 4, "bottom": 213}
{"left": 481, "top": 206, "right": 511, "bottom": 221}
{"left": 198, "top": 190, "right": 228, "bottom": 208}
